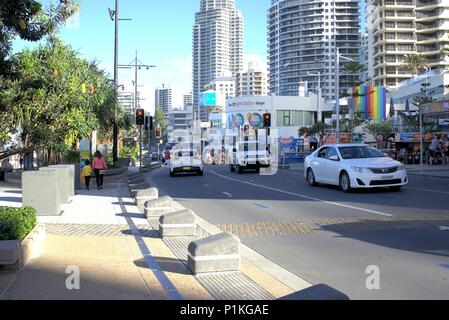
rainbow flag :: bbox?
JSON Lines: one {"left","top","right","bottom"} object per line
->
{"left": 353, "top": 86, "right": 387, "bottom": 121}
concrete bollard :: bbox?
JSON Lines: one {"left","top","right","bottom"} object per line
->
{"left": 128, "top": 177, "right": 145, "bottom": 185}
{"left": 135, "top": 188, "right": 159, "bottom": 207}
{"left": 187, "top": 232, "right": 240, "bottom": 275}
{"left": 49, "top": 164, "right": 75, "bottom": 197}
{"left": 22, "top": 170, "right": 62, "bottom": 216}
{"left": 130, "top": 182, "right": 152, "bottom": 197}
{"left": 144, "top": 196, "right": 174, "bottom": 218}
{"left": 40, "top": 167, "right": 70, "bottom": 204}
{"left": 129, "top": 181, "right": 150, "bottom": 189}
{"left": 278, "top": 284, "right": 350, "bottom": 300}
{"left": 159, "top": 209, "right": 196, "bottom": 238}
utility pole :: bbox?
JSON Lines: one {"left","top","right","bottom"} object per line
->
{"left": 336, "top": 48, "right": 340, "bottom": 144}
{"left": 109, "top": 1, "right": 131, "bottom": 163}
{"left": 119, "top": 52, "right": 155, "bottom": 171}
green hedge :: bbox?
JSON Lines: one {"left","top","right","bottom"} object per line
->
{"left": 0, "top": 207, "right": 37, "bottom": 241}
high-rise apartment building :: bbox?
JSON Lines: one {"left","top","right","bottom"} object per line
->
{"left": 155, "top": 84, "right": 172, "bottom": 118}
{"left": 235, "top": 62, "right": 270, "bottom": 97}
{"left": 268, "top": 0, "right": 360, "bottom": 102}
{"left": 415, "top": 0, "right": 449, "bottom": 70}
{"left": 183, "top": 93, "right": 193, "bottom": 108}
{"left": 192, "top": 0, "right": 244, "bottom": 121}
{"left": 366, "top": 0, "right": 417, "bottom": 88}
{"left": 367, "top": 0, "right": 449, "bottom": 88}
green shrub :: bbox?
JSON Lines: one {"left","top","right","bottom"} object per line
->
{"left": 0, "top": 207, "right": 37, "bottom": 241}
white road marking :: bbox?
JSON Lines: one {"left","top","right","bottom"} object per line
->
{"left": 211, "top": 171, "right": 394, "bottom": 217}
{"left": 222, "top": 192, "right": 232, "bottom": 198}
{"left": 438, "top": 226, "right": 449, "bottom": 231}
{"left": 203, "top": 184, "right": 210, "bottom": 188}
{"left": 406, "top": 187, "right": 449, "bottom": 195}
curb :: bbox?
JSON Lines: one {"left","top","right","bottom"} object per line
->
{"left": 145, "top": 169, "right": 313, "bottom": 293}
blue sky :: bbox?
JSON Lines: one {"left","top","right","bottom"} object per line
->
{"left": 14, "top": 0, "right": 365, "bottom": 114}
{"left": 14, "top": 0, "right": 271, "bottom": 112}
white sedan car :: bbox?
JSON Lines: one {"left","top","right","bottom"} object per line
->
{"left": 304, "top": 144, "right": 408, "bottom": 192}
{"left": 169, "top": 149, "right": 204, "bottom": 177}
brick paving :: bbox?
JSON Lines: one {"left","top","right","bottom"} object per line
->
{"left": 217, "top": 214, "right": 449, "bottom": 238}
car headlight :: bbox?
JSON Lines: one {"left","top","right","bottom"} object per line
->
{"left": 397, "top": 165, "right": 406, "bottom": 171}
{"left": 351, "top": 166, "right": 370, "bottom": 173}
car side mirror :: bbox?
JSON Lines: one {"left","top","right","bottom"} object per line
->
{"left": 329, "top": 155, "right": 340, "bottom": 161}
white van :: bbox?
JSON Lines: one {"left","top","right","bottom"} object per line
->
{"left": 229, "top": 140, "right": 271, "bottom": 173}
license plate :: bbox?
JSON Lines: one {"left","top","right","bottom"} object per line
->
{"left": 183, "top": 167, "right": 191, "bottom": 170}
{"left": 381, "top": 175, "right": 394, "bottom": 180}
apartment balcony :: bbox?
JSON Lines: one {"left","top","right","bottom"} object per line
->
{"left": 416, "top": 0, "right": 443, "bottom": 9}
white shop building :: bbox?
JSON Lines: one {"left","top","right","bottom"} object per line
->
{"left": 225, "top": 95, "right": 333, "bottom": 139}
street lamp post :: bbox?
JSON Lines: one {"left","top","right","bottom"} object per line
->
{"left": 109, "top": 1, "right": 131, "bottom": 164}
{"left": 308, "top": 71, "right": 322, "bottom": 123}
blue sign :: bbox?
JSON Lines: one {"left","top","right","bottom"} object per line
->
{"left": 199, "top": 92, "right": 216, "bottom": 106}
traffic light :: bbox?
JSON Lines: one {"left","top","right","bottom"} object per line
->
{"left": 136, "top": 109, "right": 145, "bottom": 126}
{"left": 155, "top": 127, "right": 161, "bottom": 138}
{"left": 263, "top": 113, "right": 271, "bottom": 128}
{"left": 149, "top": 116, "right": 154, "bottom": 131}
{"left": 144, "top": 116, "right": 149, "bottom": 130}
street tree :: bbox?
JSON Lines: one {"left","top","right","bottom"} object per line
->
{"left": 402, "top": 53, "right": 427, "bottom": 78}
{"left": 0, "top": 39, "right": 117, "bottom": 164}
{"left": 0, "top": 0, "right": 79, "bottom": 76}
{"left": 309, "top": 121, "right": 333, "bottom": 147}
{"left": 342, "top": 62, "right": 366, "bottom": 87}
{"left": 153, "top": 106, "right": 167, "bottom": 144}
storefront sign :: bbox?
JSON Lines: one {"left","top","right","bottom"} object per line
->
{"left": 422, "top": 100, "right": 449, "bottom": 115}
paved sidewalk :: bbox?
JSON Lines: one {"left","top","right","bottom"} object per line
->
{"left": 0, "top": 172, "right": 210, "bottom": 300}
{"left": 0, "top": 168, "right": 300, "bottom": 300}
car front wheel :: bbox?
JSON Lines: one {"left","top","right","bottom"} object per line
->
{"left": 340, "top": 172, "right": 351, "bottom": 193}
{"left": 307, "top": 168, "right": 317, "bottom": 186}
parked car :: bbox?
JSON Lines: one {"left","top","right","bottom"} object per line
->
{"left": 229, "top": 140, "right": 270, "bottom": 174}
{"left": 304, "top": 144, "right": 408, "bottom": 192}
{"left": 169, "top": 149, "right": 204, "bottom": 177}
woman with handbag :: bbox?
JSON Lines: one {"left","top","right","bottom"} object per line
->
{"left": 92, "top": 151, "right": 108, "bottom": 190}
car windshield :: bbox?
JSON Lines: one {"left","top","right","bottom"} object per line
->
{"left": 338, "top": 146, "right": 386, "bottom": 159}
{"left": 176, "top": 150, "right": 197, "bottom": 157}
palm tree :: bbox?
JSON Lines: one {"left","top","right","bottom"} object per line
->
{"left": 403, "top": 53, "right": 427, "bottom": 78}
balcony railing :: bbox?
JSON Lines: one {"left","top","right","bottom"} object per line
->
{"left": 417, "top": 0, "right": 442, "bottom": 7}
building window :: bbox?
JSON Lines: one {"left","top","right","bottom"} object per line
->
{"left": 291, "top": 110, "right": 303, "bottom": 126}
{"left": 304, "top": 112, "right": 314, "bottom": 126}
{"left": 277, "top": 110, "right": 291, "bottom": 126}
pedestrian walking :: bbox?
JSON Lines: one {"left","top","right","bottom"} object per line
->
{"left": 428, "top": 134, "right": 439, "bottom": 165}
{"left": 82, "top": 159, "right": 92, "bottom": 190}
{"left": 92, "top": 151, "right": 108, "bottom": 190}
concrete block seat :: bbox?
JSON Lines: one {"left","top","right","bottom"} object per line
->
{"left": 144, "top": 196, "right": 174, "bottom": 218}
{"left": 135, "top": 188, "right": 159, "bottom": 207}
{"left": 159, "top": 209, "right": 196, "bottom": 238}
{"left": 187, "top": 232, "right": 240, "bottom": 275}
